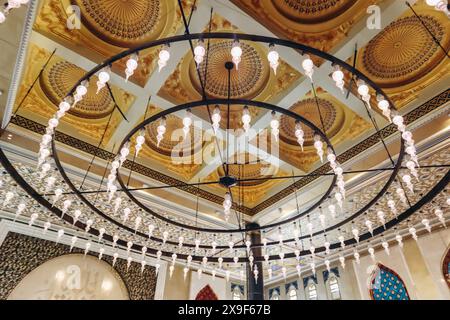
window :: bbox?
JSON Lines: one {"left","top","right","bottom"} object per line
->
{"left": 369, "top": 263, "right": 410, "bottom": 300}
{"left": 307, "top": 282, "right": 318, "bottom": 300}
{"left": 270, "top": 291, "right": 279, "bottom": 300}
{"left": 232, "top": 287, "right": 241, "bottom": 300}
{"left": 328, "top": 275, "right": 341, "bottom": 300}
{"left": 288, "top": 285, "right": 298, "bottom": 300}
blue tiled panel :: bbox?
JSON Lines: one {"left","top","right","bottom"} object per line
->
{"left": 370, "top": 265, "right": 409, "bottom": 300}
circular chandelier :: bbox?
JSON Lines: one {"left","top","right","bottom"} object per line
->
{"left": 1, "top": 21, "right": 449, "bottom": 287}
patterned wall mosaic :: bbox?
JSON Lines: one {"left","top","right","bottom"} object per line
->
{"left": 0, "top": 232, "right": 157, "bottom": 300}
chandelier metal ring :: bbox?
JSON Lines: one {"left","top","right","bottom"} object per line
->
{"left": 1, "top": 147, "right": 447, "bottom": 263}
{"left": 115, "top": 98, "right": 337, "bottom": 234}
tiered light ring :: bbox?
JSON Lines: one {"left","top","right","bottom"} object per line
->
{"left": 1, "top": 32, "right": 447, "bottom": 285}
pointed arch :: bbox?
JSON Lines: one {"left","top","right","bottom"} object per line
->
{"left": 195, "top": 285, "right": 218, "bottom": 300}
{"left": 369, "top": 263, "right": 410, "bottom": 300}
{"left": 442, "top": 246, "right": 450, "bottom": 289}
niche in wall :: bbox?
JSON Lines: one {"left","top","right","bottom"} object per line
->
{"left": 8, "top": 254, "right": 129, "bottom": 300}
{"left": 369, "top": 263, "right": 410, "bottom": 300}
{"left": 442, "top": 246, "right": 450, "bottom": 289}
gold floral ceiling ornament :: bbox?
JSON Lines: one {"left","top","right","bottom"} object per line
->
{"left": 73, "top": 0, "right": 164, "bottom": 47}
{"left": 361, "top": 14, "right": 448, "bottom": 88}
{"left": 271, "top": 0, "right": 356, "bottom": 24}
{"left": 190, "top": 41, "right": 270, "bottom": 99}
{"left": 41, "top": 61, "right": 115, "bottom": 119}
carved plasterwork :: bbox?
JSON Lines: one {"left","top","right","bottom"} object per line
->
{"left": 33, "top": 0, "right": 193, "bottom": 87}
{"left": 231, "top": 0, "right": 380, "bottom": 53}
{"left": 357, "top": 4, "right": 450, "bottom": 109}
{"left": 277, "top": 90, "right": 371, "bottom": 172}
{"left": 13, "top": 44, "right": 134, "bottom": 145}
{"left": 158, "top": 13, "right": 300, "bottom": 112}
{"left": 203, "top": 153, "right": 288, "bottom": 208}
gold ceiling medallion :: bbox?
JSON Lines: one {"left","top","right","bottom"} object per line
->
{"left": 72, "top": 0, "right": 164, "bottom": 47}
{"left": 189, "top": 41, "right": 270, "bottom": 99}
{"left": 361, "top": 14, "right": 448, "bottom": 88}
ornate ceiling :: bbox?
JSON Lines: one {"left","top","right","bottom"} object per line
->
{"left": 3, "top": 0, "right": 449, "bottom": 227}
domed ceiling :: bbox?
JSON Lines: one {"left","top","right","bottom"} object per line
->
{"left": 7, "top": 0, "right": 450, "bottom": 218}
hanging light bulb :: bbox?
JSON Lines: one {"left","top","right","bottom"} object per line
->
{"left": 365, "top": 219, "right": 374, "bottom": 235}
{"left": 194, "top": 40, "right": 206, "bottom": 66}
{"left": 294, "top": 121, "right": 305, "bottom": 151}
{"left": 43, "top": 221, "right": 51, "bottom": 234}
{"left": 377, "top": 210, "right": 386, "bottom": 228}
{"left": 85, "top": 219, "right": 93, "bottom": 233}
{"left": 52, "top": 188, "right": 63, "bottom": 207}
{"left": 223, "top": 192, "right": 232, "bottom": 220}
{"left": 233, "top": 255, "right": 239, "bottom": 266}
{"left": 141, "top": 260, "right": 147, "bottom": 274}
{"left": 368, "top": 246, "right": 376, "bottom": 261}
{"left": 112, "top": 252, "right": 119, "bottom": 267}
{"left": 377, "top": 95, "right": 391, "bottom": 122}
{"left": 335, "top": 192, "right": 343, "bottom": 210}
{"left": 73, "top": 80, "right": 89, "bottom": 105}
{"left": 187, "top": 255, "right": 192, "bottom": 267}
{"left": 241, "top": 106, "right": 251, "bottom": 132}
{"left": 406, "top": 160, "right": 419, "bottom": 180}
{"left": 84, "top": 242, "right": 91, "bottom": 256}
{"left": 99, "top": 248, "right": 105, "bottom": 260}
{"left": 14, "top": 203, "right": 26, "bottom": 220}
{"left": 302, "top": 54, "right": 314, "bottom": 81}
{"left": 354, "top": 250, "right": 360, "bottom": 264}
{"left": 421, "top": 218, "right": 432, "bottom": 233}
{"left": 387, "top": 199, "right": 398, "bottom": 217}
{"left": 148, "top": 224, "right": 155, "bottom": 238}
{"left": 156, "top": 117, "right": 166, "bottom": 147}
{"left": 134, "top": 216, "right": 142, "bottom": 232}
{"left": 339, "top": 255, "right": 345, "bottom": 269}
{"left": 197, "top": 268, "right": 203, "bottom": 280}
{"left": 381, "top": 240, "right": 390, "bottom": 255}
{"left": 313, "top": 134, "right": 324, "bottom": 162}
{"left": 332, "top": 64, "right": 345, "bottom": 93}
{"left": 96, "top": 66, "right": 110, "bottom": 94}
{"left": 195, "top": 238, "right": 201, "bottom": 252}
{"left": 261, "top": 43, "right": 278, "bottom": 76}
{"left": 268, "top": 111, "right": 280, "bottom": 143}
{"left": 178, "top": 236, "right": 184, "bottom": 249}
{"left": 282, "top": 266, "right": 287, "bottom": 279}
{"left": 141, "top": 246, "right": 147, "bottom": 258}
{"left": 268, "top": 267, "right": 273, "bottom": 280}
{"left": 328, "top": 204, "right": 336, "bottom": 219}
{"left": 172, "top": 253, "right": 178, "bottom": 266}
{"left": 158, "top": 45, "right": 170, "bottom": 72}
{"left": 0, "top": 10, "right": 6, "bottom": 24}
{"left": 126, "top": 241, "right": 133, "bottom": 255}
{"left": 112, "top": 234, "right": 119, "bottom": 248}
{"left": 122, "top": 207, "right": 131, "bottom": 223}
{"left": 125, "top": 53, "right": 139, "bottom": 81}
{"left": 402, "top": 174, "right": 414, "bottom": 193}
{"left": 434, "top": 208, "right": 446, "bottom": 227}
{"left": 357, "top": 79, "right": 371, "bottom": 107}
{"left": 163, "top": 230, "right": 170, "bottom": 244}
{"left": 98, "top": 227, "right": 105, "bottom": 241}
{"left": 392, "top": 113, "right": 406, "bottom": 133}
{"left": 211, "top": 239, "right": 217, "bottom": 254}
{"left": 396, "top": 187, "right": 407, "bottom": 206}
{"left": 70, "top": 236, "right": 77, "bottom": 252}
{"left": 55, "top": 228, "right": 64, "bottom": 243}
{"left": 134, "top": 130, "right": 146, "bottom": 157}
{"left": 29, "top": 213, "right": 38, "bottom": 226}
{"left": 155, "top": 263, "right": 160, "bottom": 275}
{"left": 182, "top": 109, "right": 192, "bottom": 139}
{"left": 248, "top": 255, "right": 254, "bottom": 270}
{"left": 231, "top": 40, "right": 242, "bottom": 70}
{"left": 126, "top": 256, "right": 133, "bottom": 271}
{"left": 202, "top": 256, "right": 208, "bottom": 268}
{"left": 212, "top": 269, "right": 216, "bottom": 281}
{"left": 228, "top": 239, "right": 234, "bottom": 255}
{"left": 212, "top": 105, "right": 221, "bottom": 135}
{"left": 338, "top": 235, "right": 345, "bottom": 249}
{"left": 226, "top": 270, "right": 231, "bottom": 282}
{"left": 319, "top": 212, "right": 326, "bottom": 228}
{"left": 352, "top": 226, "right": 360, "bottom": 243}
{"left": 218, "top": 257, "right": 223, "bottom": 269}
{"left": 324, "top": 241, "right": 331, "bottom": 255}
{"left": 395, "top": 234, "right": 404, "bottom": 248}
